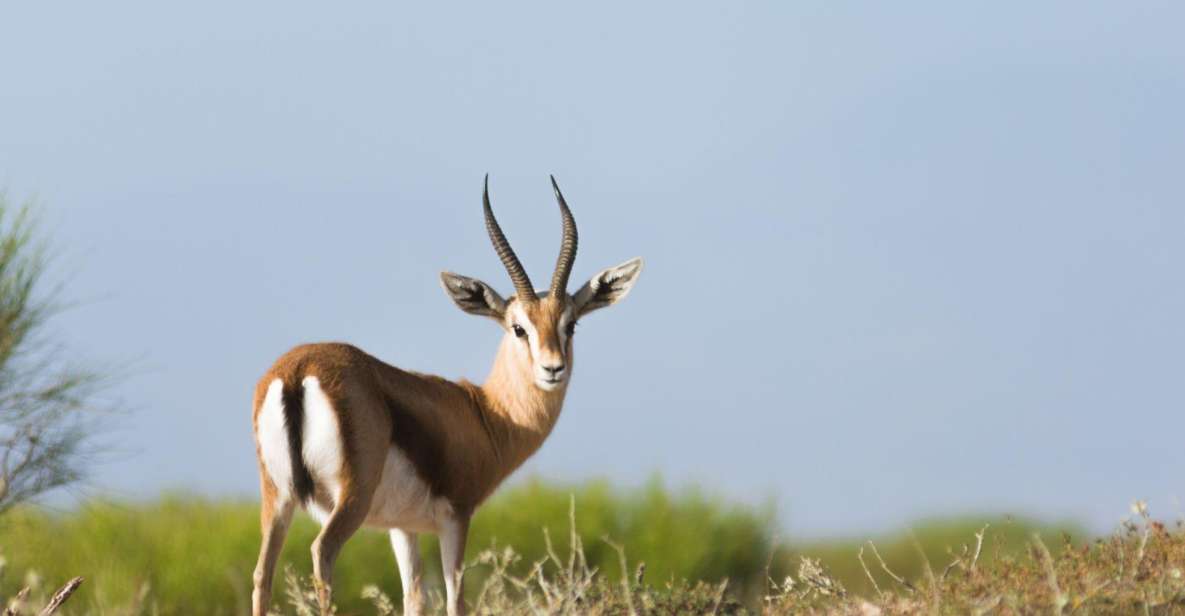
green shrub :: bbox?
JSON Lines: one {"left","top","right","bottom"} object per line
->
{"left": 0, "top": 479, "right": 1084, "bottom": 614}
{"left": 0, "top": 478, "right": 775, "bottom": 614}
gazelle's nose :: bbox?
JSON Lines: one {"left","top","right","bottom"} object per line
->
{"left": 542, "top": 363, "right": 566, "bottom": 376}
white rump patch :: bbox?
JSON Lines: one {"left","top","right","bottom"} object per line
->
{"left": 256, "top": 379, "right": 292, "bottom": 500}
{"left": 301, "top": 376, "right": 345, "bottom": 510}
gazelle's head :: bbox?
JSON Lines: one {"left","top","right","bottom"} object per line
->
{"left": 441, "top": 176, "right": 643, "bottom": 392}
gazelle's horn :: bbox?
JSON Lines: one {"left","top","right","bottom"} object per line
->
{"left": 483, "top": 175, "right": 536, "bottom": 302}
{"left": 548, "top": 175, "right": 578, "bottom": 296}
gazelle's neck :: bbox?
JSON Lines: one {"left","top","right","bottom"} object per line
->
{"left": 480, "top": 335, "right": 568, "bottom": 454}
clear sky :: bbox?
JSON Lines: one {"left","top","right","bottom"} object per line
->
{"left": 1, "top": 2, "right": 1182, "bottom": 537}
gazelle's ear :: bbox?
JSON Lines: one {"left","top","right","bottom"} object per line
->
{"left": 573, "top": 257, "right": 644, "bottom": 317}
{"left": 440, "top": 272, "right": 507, "bottom": 320}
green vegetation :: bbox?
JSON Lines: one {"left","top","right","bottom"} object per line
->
{"left": 0, "top": 479, "right": 771, "bottom": 614}
{"left": 0, "top": 479, "right": 1139, "bottom": 615}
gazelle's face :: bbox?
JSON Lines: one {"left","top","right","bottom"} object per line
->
{"left": 438, "top": 176, "right": 643, "bottom": 392}
{"left": 441, "top": 257, "right": 643, "bottom": 392}
{"left": 505, "top": 295, "right": 577, "bottom": 391}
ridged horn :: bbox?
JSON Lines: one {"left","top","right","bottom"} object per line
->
{"left": 483, "top": 175, "right": 536, "bottom": 302}
{"left": 548, "top": 175, "right": 579, "bottom": 296}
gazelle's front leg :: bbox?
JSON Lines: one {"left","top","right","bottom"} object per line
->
{"left": 438, "top": 514, "right": 471, "bottom": 616}
{"left": 390, "top": 528, "right": 424, "bottom": 615}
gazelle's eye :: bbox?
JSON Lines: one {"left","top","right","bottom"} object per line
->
{"left": 512, "top": 324, "right": 527, "bottom": 338}
{"left": 565, "top": 321, "right": 577, "bottom": 336}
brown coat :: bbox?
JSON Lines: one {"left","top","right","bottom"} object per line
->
{"left": 252, "top": 337, "right": 567, "bottom": 518}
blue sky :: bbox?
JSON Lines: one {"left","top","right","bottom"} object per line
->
{"left": 1, "top": 2, "right": 1182, "bottom": 536}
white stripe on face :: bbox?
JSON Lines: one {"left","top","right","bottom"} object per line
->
{"left": 557, "top": 307, "right": 575, "bottom": 348}
{"left": 507, "top": 302, "right": 542, "bottom": 361}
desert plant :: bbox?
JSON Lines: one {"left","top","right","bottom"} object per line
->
{"left": 0, "top": 196, "right": 113, "bottom": 514}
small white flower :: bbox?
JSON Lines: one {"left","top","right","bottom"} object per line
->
{"left": 24, "top": 569, "right": 42, "bottom": 590}
{"left": 1131, "top": 500, "right": 1149, "bottom": 517}
{"left": 860, "top": 602, "right": 884, "bottom": 616}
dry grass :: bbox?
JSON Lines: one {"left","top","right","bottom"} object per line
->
{"left": 758, "top": 503, "right": 1185, "bottom": 615}
{"left": 4, "top": 500, "right": 1184, "bottom": 615}
{"left": 274, "top": 500, "right": 1185, "bottom": 616}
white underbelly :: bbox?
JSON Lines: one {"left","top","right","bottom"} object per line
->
{"left": 363, "top": 446, "right": 454, "bottom": 531}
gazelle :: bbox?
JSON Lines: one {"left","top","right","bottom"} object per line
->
{"left": 250, "top": 176, "right": 643, "bottom": 616}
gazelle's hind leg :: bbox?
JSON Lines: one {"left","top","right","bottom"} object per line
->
{"left": 306, "top": 404, "right": 388, "bottom": 614}
{"left": 310, "top": 489, "right": 376, "bottom": 615}
{"left": 252, "top": 473, "right": 295, "bottom": 616}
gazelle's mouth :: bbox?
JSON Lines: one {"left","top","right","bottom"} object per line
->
{"left": 537, "top": 377, "right": 565, "bottom": 390}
